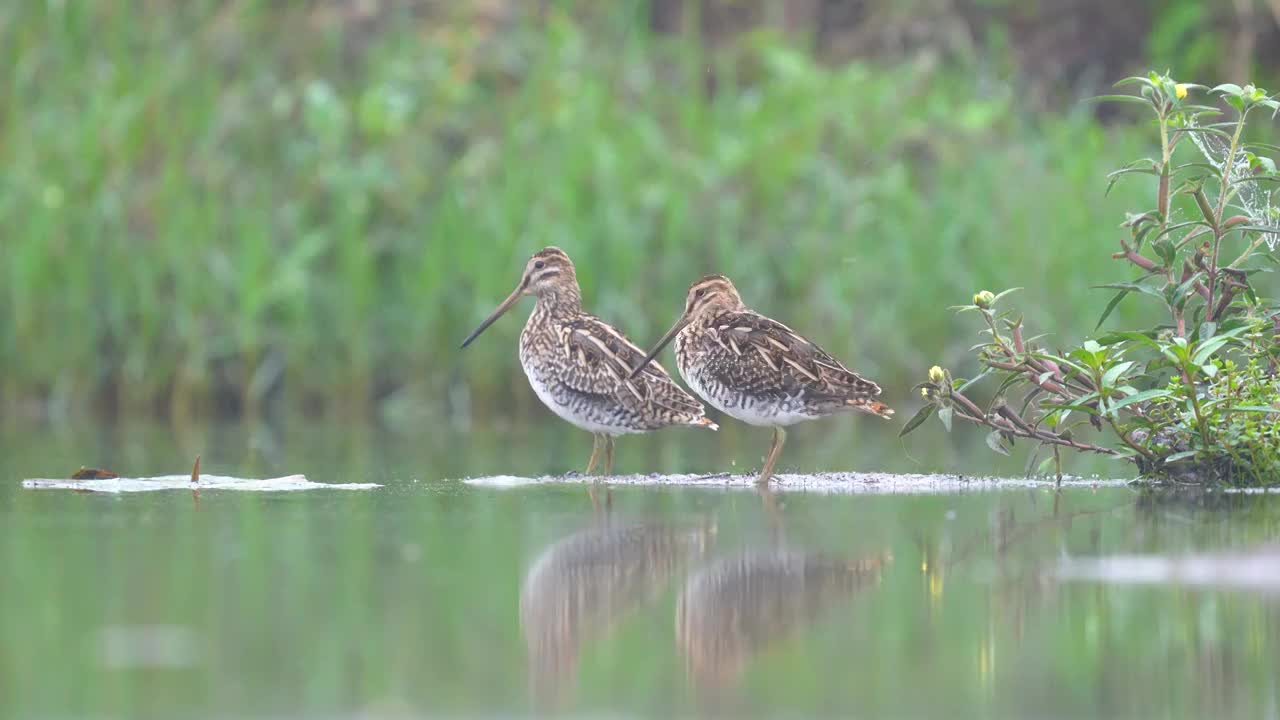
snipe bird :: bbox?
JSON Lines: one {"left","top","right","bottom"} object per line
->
{"left": 459, "top": 247, "right": 717, "bottom": 475}
{"left": 631, "top": 274, "right": 893, "bottom": 484}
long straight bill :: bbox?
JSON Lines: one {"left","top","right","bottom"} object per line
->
{"left": 629, "top": 313, "right": 688, "bottom": 379}
{"left": 459, "top": 282, "right": 525, "bottom": 349}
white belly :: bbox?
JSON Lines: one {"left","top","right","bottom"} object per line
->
{"left": 679, "top": 365, "right": 816, "bottom": 428}
{"left": 521, "top": 357, "right": 641, "bottom": 436}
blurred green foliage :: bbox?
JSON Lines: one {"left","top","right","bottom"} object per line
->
{"left": 0, "top": 1, "right": 1274, "bottom": 423}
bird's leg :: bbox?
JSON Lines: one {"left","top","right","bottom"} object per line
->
{"left": 603, "top": 435, "right": 616, "bottom": 476}
{"left": 756, "top": 427, "right": 787, "bottom": 485}
{"left": 585, "top": 433, "right": 603, "bottom": 475}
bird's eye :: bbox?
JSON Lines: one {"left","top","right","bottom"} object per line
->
{"left": 534, "top": 260, "right": 546, "bottom": 270}
{"left": 695, "top": 289, "right": 705, "bottom": 298}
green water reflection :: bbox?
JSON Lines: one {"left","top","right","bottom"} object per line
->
{"left": 1, "top": 423, "right": 1278, "bottom": 718}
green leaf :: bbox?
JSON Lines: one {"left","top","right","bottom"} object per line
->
{"left": 1190, "top": 325, "right": 1252, "bottom": 365}
{"left": 1168, "top": 272, "right": 1203, "bottom": 310}
{"left": 1097, "top": 330, "right": 1163, "bottom": 350}
{"left": 1233, "top": 406, "right": 1280, "bottom": 413}
{"left": 1042, "top": 392, "right": 1102, "bottom": 416}
{"left": 991, "top": 288, "right": 1024, "bottom": 305}
{"left": 1212, "top": 83, "right": 1244, "bottom": 96}
{"left": 1175, "top": 125, "right": 1234, "bottom": 137}
{"left": 1200, "top": 363, "right": 1218, "bottom": 378}
{"left": 1111, "top": 386, "right": 1172, "bottom": 409}
{"left": 956, "top": 367, "right": 994, "bottom": 394}
{"left": 1082, "top": 340, "right": 1103, "bottom": 354}
{"left": 937, "top": 406, "right": 953, "bottom": 432}
{"left": 898, "top": 405, "right": 936, "bottom": 437}
{"left": 1163, "top": 450, "right": 1199, "bottom": 463}
{"left": 1095, "top": 281, "right": 1166, "bottom": 302}
{"left": 1095, "top": 289, "right": 1130, "bottom": 330}
{"left": 1033, "top": 352, "right": 1091, "bottom": 377}
{"left": 1100, "top": 361, "right": 1135, "bottom": 389}
{"left": 985, "top": 431, "right": 1011, "bottom": 456}
{"left": 1250, "top": 155, "right": 1278, "bottom": 174}
{"left": 1036, "top": 456, "right": 1058, "bottom": 476}
{"left": 1115, "top": 76, "right": 1155, "bottom": 88}
{"left": 1172, "top": 161, "right": 1220, "bottom": 174}
{"left": 1092, "top": 94, "right": 1155, "bottom": 105}
{"left": 1105, "top": 166, "right": 1159, "bottom": 195}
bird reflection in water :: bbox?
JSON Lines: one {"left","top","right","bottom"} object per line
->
{"left": 676, "top": 548, "right": 890, "bottom": 692}
{"left": 519, "top": 521, "right": 716, "bottom": 708}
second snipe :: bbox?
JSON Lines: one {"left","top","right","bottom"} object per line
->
{"left": 633, "top": 274, "right": 894, "bottom": 484}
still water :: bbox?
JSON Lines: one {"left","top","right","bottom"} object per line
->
{"left": 1, "top": 421, "right": 1278, "bottom": 719}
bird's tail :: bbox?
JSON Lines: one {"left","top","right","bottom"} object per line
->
{"left": 849, "top": 398, "right": 895, "bottom": 419}
{"left": 691, "top": 416, "right": 720, "bottom": 431}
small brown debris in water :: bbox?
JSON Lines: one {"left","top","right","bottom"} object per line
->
{"left": 70, "top": 467, "right": 118, "bottom": 480}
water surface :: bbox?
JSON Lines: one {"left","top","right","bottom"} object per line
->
{"left": 1, "top": 422, "right": 1278, "bottom": 719}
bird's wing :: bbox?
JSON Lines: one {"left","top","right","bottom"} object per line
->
{"left": 558, "top": 315, "right": 708, "bottom": 419}
{"left": 703, "top": 310, "right": 883, "bottom": 402}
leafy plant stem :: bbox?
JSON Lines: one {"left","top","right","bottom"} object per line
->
{"left": 1208, "top": 111, "right": 1248, "bottom": 310}
{"left": 1181, "top": 369, "right": 1214, "bottom": 450}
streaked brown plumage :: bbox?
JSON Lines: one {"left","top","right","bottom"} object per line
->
{"left": 632, "top": 274, "right": 893, "bottom": 484}
{"left": 460, "top": 247, "right": 716, "bottom": 476}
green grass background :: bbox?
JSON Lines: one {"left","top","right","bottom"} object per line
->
{"left": 1, "top": 1, "right": 1276, "bottom": 424}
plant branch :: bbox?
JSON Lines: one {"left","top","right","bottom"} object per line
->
{"left": 950, "top": 405, "right": 1119, "bottom": 456}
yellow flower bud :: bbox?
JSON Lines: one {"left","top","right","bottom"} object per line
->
{"left": 1175, "top": 84, "right": 1188, "bottom": 99}
{"left": 973, "top": 290, "right": 996, "bottom": 309}
{"left": 928, "top": 365, "right": 946, "bottom": 383}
